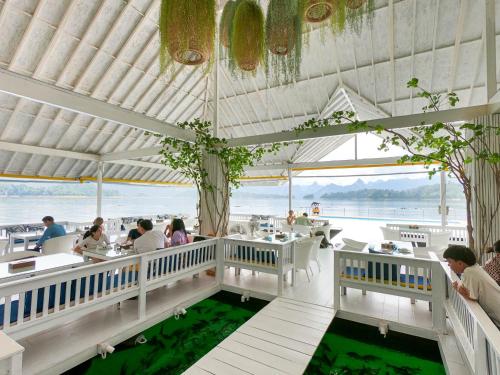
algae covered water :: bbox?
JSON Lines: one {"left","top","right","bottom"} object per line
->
{"left": 305, "top": 318, "right": 446, "bottom": 375}
{"left": 65, "top": 291, "right": 267, "bottom": 375}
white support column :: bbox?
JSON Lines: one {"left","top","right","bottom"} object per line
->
{"left": 440, "top": 172, "right": 447, "bottom": 227}
{"left": 288, "top": 166, "right": 292, "bottom": 213}
{"left": 484, "top": 0, "right": 496, "bottom": 101}
{"left": 96, "top": 162, "right": 104, "bottom": 218}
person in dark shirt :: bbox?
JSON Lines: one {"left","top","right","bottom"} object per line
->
{"left": 126, "top": 219, "right": 143, "bottom": 243}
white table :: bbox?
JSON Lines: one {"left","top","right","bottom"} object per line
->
{"left": 8, "top": 232, "right": 43, "bottom": 253}
{"left": 0, "top": 253, "right": 86, "bottom": 282}
{"left": 83, "top": 247, "right": 137, "bottom": 261}
{"left": 363, "top": 240, "right": 414, "bottom": 256}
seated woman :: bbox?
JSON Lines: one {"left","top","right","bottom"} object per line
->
{"left": 168, "top": 218, "right": 189, "bottom": 247}
{"left": 484, "top": 240, "right": 500, "bottom": 285}
{"left": 74, "top": 224, "right": 110, "bottom": 254}
{"left": 286, "top": 210, "right": 296, "bottom": 225}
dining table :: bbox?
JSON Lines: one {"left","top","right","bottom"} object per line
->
{"left": 0, "top": 253, "right": 86, "bottom": 283}
{"left": 82, "top": 246, "right": 137, "bottom": 261}
{"left": 8, "top": 232, "right": 43, "bottom": 253}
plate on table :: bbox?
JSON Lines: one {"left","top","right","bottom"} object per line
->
{"left": 398, "top": 248, "right": 412, "bottom": 254}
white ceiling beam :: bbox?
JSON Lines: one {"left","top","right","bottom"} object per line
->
{"left": 484, "top": 0, "right": 497, "bottom": 101}
{"left": 246, "top": 157, "right": 418, "bottom": 172}
{"left": 448, "top": 0, "right": 467, "bottom": 94}
{"left": 388, "top": 0, "right": 396, "bottom": 116}
{"left": 0, "top": 69, "right": 194, "bottom": 141}
{"left": 227, "top": 103, "right": 495, "bottom": 147}
{"left": 110, "top": 159, "right": 171, "bottom": 171}
{"left": 101, "top": 146, "right": 163, "bottom": 161}
{"left": 0, "top": 141, "right": 99, "bottom": 162}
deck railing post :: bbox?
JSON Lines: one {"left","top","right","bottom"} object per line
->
{"left": 431, "top": 261, "right": 447, "bottom": 334}
{"left": 277, "top": 247, "right": 283, "bottom": 297}
{"left": 333, "top": 250, "right": 341, "bottom": 310}
{"left": 138, "top": 256, "right": 147, "bottom": 320}
{"left": 473, "top": 322, "right": 488, "bottom": 374}
{"left": 216, "top": 238, "right": 225, "bottom": 285}
{"left": 0, "top": 331, "right": 24, "bottom": 375}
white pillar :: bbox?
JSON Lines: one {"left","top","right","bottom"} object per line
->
{"left": 96, "top": 162, "right": 103, "bottom": 217}
{"left": 440, "top": 171, "right": 447, "bottom": 227}
{"left": 288, "top": 167, "right": 292, "bottom": 213}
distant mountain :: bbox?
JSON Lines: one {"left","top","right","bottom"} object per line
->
{"left": 313, "top": 178, "right": 438, "bottom": 197}
{"left": 320, "top": 183, "right": 463, "bottom": 200}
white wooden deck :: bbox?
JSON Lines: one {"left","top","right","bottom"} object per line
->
{"left": 184, "top": 297, "right": 335, "bottom": 375}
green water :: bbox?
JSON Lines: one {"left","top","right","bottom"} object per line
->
{"left": 305, "top": 319, "right": 446, "bottom": 375}
{"left": 65, "top": 292, "right": 267, "bottom": 375}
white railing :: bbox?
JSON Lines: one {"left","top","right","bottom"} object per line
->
{"left": 0, "top": 239, "right": 219, "bottom": 342}
{"left": 222, "top": 237, "right": 294, "bottom": 296}
{"left": 333, "top": 249, "right": 447, "bottom": 332}
{"left": 386, "top": 223, "right": 468, "bottom": 246}
{"left": 443, "top": 266, "right": 500, "bottom": 374}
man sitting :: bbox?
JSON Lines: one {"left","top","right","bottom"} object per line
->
{"left": 295, "top": 212, "right": 312, "bottom": 226}
{"left": 133, "top": 219, "right": 168, "bottom": 253}
{"left": 126, "top": 219, "right": 143, "bottom": 244}
{"left": 444, "top": 245, "right": 500, "bottom": 328}
{"left": 33, "top": 216, "right": 66, "bottom": 252}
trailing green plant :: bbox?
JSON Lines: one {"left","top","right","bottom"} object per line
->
{"left": 155, "top": 119, "right": 288, "bottom": 236}
{"left": 292, "top": 78, "right": 500, "bottom": 254}
{"left": 228, "top": 0, "right": 265, "bottom": 74}
{"left": 159, "top": 0, "right": 216, "bottom": 72}
{"left": 265, "top": 0, "right": 304, "bottom": 84}
{"left": 220, "top": 0, "right": 239, "bottom": 49}
{"left": 345, "top": 0, "right": 374, "bottom": 33}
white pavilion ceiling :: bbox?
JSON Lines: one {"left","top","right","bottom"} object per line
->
{"left": 0, "top": 0, "right": 497, "bottom": 183}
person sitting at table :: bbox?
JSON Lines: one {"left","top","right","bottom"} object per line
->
{"left": 167, "top": 218, "right": 189, "bottom": 247}
{"left": 286, "top": 210, "right": 296, "bottom": 225}
{"left": 73, "top": 224, "right": 110, "bottom": 254}
{"left": 79, "top": 217, "right": 105, "bottom": 243}
{"left": 444, "top": 245, "right": 500, "bottom": 329}
{"left": 33, "top": 216, "right": 66, "bottom": 252}
{"left": 125, "top": 219, "right": 143, "bottom": 244}
{"left": 295, "top": 212, "right": 312, "bottom": 226}
{"left": 133, "top": 219, "right": 168, "bottom": 254}
{"left": 484, "top": 240, "right": 500, "bottom": 286}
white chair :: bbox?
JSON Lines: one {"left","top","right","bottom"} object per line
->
{"left": 153, "top": 224, "right": 167, "bottom": 233}
{"left": 43, "top": 234, "right": 78, "bottom": 255}
{"left": 380, "top": 226, "right": 400, "bottom": 241}
{"left": 124, "top": 223, "right": 137, "bottom": 232}
{"left": 0, "top": 250, "right": 42, "bottom": 262}
{"left": 280, "top": 223, "right": 293, "bottom": 232}
{"left": 0, "top": 239, "right": 8, "bottom": 256}
{"left": 340, "top": 238, "right": 367, "bottom": 295}
{"left": 310, "top": 235, "right": 323, "bottom": 272}
{"left": 412, "top": 246, "right": 439, "bottom": 260}
{"left": 311, "top": 225, "right": 332, "bottom": 245}
{"left": 295, "top": 237, "right": 314, "bottom": 281}
{"left": 341, "top": 238, "right": 367, "bottom": 251}
{"left": 429, "top": 231, "right": 451, "bottom": 248}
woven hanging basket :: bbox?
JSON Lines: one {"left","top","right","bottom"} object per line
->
{"left": 266, "top": 0, "right": 296, "bottom": 56}
{"left": 304, "top": 0, "right": 334, "bottom": 23}
{"left": 346, "top": 0, "right": 365, "bottom": 9}
{"left": 161, "top": 0, "right": 215, "bottom": 66}
{"left": 220, "top": 0, "right": 238, "bottom": 48}
{"left": 231, "top": 1, "right": 265, "bottom": 71}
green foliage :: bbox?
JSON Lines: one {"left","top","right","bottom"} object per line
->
{"left": 345, "top": 0, "right": 375, "bottom": 34}
{"left": 159, "top": 0, "right": 216, "bottom": 72}
{"left": 155, "top": 118, "right": 289, "bottom": 234}
{"left": 229, "top": 0, "right": 265, "bottom": 74}
{"left": 219, "top": 1, "right": 238, "bottom": 49}
{"left": 265, "top": 0, "right": 304, "bottom": 84}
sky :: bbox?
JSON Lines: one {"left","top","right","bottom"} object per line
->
{"left": 292, "top": 132, "right": 438, "bottom": 186}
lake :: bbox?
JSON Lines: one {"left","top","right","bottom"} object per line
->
{"left": 0, "top": 195, "right": 466, "bottom": 226}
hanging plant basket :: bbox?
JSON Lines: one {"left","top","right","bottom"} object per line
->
{"left": 265, "top": 0, "right": 303, "bottom": 83}
{"left": 346, "top": 0, "right": 365, "bottom": 9}
{"left": 220, "top": 0, "right": 238, "bottom": 48}
{"left": 159, "top": 0, "right": 215, "bottom": 70}
{"left": 345, "top": 0, "right": 374, "bottom": 33}
{"left": 230, "top": 0, "right": 265, "bottom": 72}
{"left": 304, "top": 0, "right": 334, "bottom": 23}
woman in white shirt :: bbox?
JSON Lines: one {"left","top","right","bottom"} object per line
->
{"left": 74, "top": 224, "right": 110, "bottom": 254}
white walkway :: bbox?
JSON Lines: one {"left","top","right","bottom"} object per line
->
{"left": 184, "top": 297, "right": 335, "bottom": 375}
